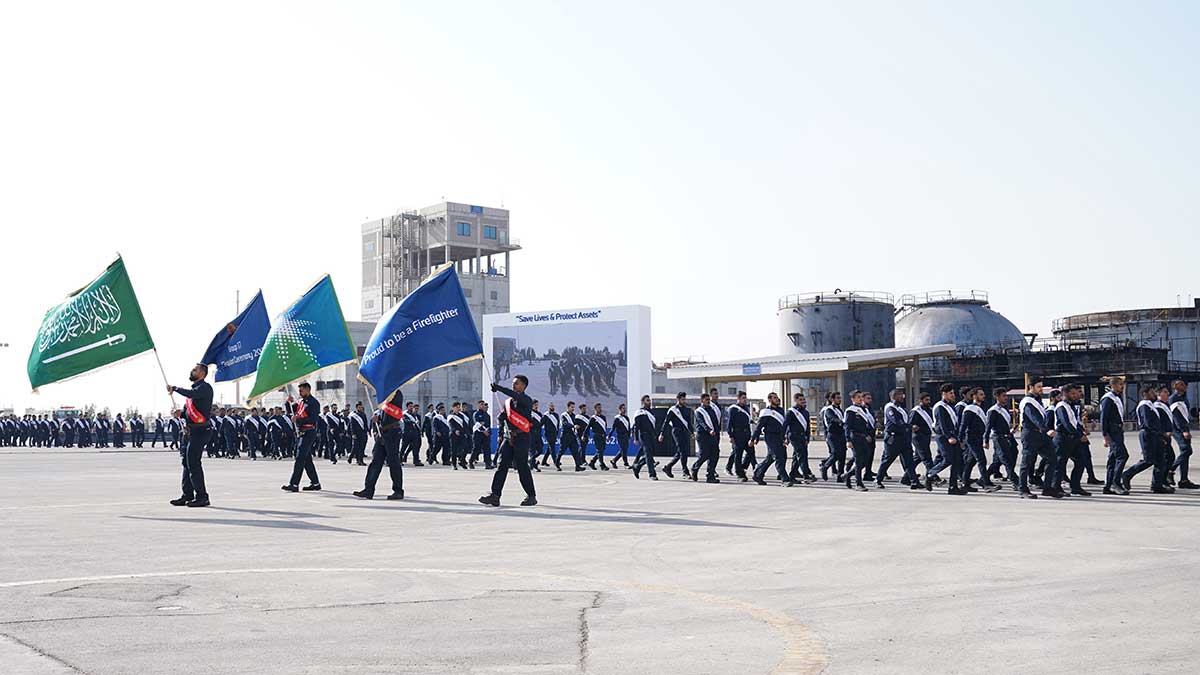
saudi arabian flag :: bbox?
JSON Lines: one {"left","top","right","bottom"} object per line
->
{"left": 28, "top": 256, "right": 156, "bottom": 391}
{"left": 248, "top": 274, "right": 356, "bottom": 401}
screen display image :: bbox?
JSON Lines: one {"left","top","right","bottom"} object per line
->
{"left": 491, "top": 320, "right": 628, "bottom": 415}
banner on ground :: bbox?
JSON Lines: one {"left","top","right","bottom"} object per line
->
{"left": 358, "top": 264, "right": 483, "bottom": 408}
{"left": 27, "top": 256, "right": 156, "bottom": 392}
{"left": 201, "top": 290, "right": 270, "bottom": 383}
{"left": 248, "top": 275, "right": 355, "bottom": 401}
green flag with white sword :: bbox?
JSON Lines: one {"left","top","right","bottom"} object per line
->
{"left": 27, "top": 256, "right": 157, "bottom": 391}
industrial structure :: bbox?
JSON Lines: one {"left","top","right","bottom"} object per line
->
{"left": 776, "top": 290, "right": 896, "bottom": 403}
{"left": 1053, "top": 302, "right": 1200, "bottom": 403}
{"left": 357, "top": 201, "right": 519, "bottom": 408}
{"left": 895, "top": 291, "right": 1028, "bottom": 356}
{"left": 893, "top": 292, "right": 1200, "bottom": 411}
{"left": 766, "top": 289, "right": 1200, "bottom": 416}
{"left": 667, "top": 345, "right": 957, "bottom": 421}
{"left": 651, "top": 358, "right": 748, "bottom": 407}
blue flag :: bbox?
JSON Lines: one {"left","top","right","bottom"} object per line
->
{"left": 358, "top": 265, "right": 483, "bottom": 407}
{"left": 248, "top": 275, "right": 356, "bottom": 400}
{"left": 201, "top": 290, "right": 271, "bottom": 383}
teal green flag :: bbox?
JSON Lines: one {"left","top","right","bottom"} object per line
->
{"left": 248, "top": 275, "right": 356, "bottom": 400}
{"left": 28, "top": 256, "right": 156, "bottom": 391}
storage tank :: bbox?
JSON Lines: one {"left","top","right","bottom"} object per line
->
{"left": 1054, "top": 303, "right": 1200, "bottom": 402}
{"left": 895, "top": 291, "right": 1027, "bottom": 356}
{"left": 777, "top": 290, "right": 896, "bottom": 404}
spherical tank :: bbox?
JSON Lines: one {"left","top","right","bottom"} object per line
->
{"left": 895, "top": 292, "right": 1027, "bottom": 356}
{"left": 777, "top": 290, "right": 896, "bottom": 403}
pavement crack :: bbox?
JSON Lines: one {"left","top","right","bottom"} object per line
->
{"left": 577, "top": 591, "right": 604, "bottom": 672}
{"left": 0, "top": 631, "right": 90, "bottom": 674}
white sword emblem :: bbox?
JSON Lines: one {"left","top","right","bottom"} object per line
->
{"left": 42, "top": 334, "right": 127, "bottom": 364}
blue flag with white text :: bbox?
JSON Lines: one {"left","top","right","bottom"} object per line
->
{"left": 200, "top": 290, "right": 271, "bottom": 382}
{"left": 358, "top": 265, "right": 483, "bottom": 407}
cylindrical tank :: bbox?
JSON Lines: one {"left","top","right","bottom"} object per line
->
{"left": 1054, "top": 305, "right": 1200, "bottom": 402}
{"left": 777, "top": 290, "right": 896, "bottom": 404}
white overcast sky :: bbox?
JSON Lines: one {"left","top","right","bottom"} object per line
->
{"left": 1, "top": 1, "right": 1197, "bottom": 413}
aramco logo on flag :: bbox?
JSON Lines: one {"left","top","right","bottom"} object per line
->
{"left": 248, "top": 275, "right": 355, "bottom": 401}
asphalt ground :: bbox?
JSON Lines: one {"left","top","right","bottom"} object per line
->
{"left": 1, "top": 443, "right": 1196, "bottom": 674}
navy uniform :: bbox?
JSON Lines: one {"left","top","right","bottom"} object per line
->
{"left": 471, "top": 406, "right": 493, "bottom": 469}
{"left": 1052, "top": 398, "right": 1091, "bottom": 495}
{"left": 573, "top": 412, "right": 591, "bottom": 468}
{"left": 587, "top": 412, "right": 609, "bottom": 471}
{"left": 170, "top": 375, "right": 215, "bottom": 506}
{"left": 659, "top": 402, "right": 694, "bottom": 478}
{"left": 1168, "top": 391, "right": 1195, "bottom": 488}
{"left": 447, "top": 408, "right": 467, "bottom": 469}
{"left": 785, "top": 403, "right": 813, "bottom": 481}
{"left": 456, "top": 408, "right": 473, "bottom": 468}
{"left": 245, "top": 413, "right": 262, "bottom": 460}
{"left": 430, "top": 406, "right": 450, "bottom": 465}
{"left": 1100, "top": 389, "right": 1128, "bottom": 493}
{"left": 350, "top": 407, "right": 370, "bottom": 465}
{"left": 527, "top": 406, "right": 543, "bottom": 472}
{"left": 114, "top": 414, "right": 126, "bottom": 448}
{"left": 725, "top": 401, "right": 755, "bottom": 480}
{"left": 422, "top": 407, "right": 436, "bottom": 464}
{"left": 843, "top": 403, "right": 875, "bottom": 490}
{"left": 983, "top": 402, "right": 1019, "bottom": 491}
{"left": 152, "top": 415, "right": 165, "bottom": 447}
{"left": 608, "top": 411, "right": 632, "bottom": 468}
{"left": 402, "top": 407, "right": 424, "bottom": 465}
{"left": 878, "top": 399, "right": 919, "bottom": 488}
{"left": 751, "top": 401, "right": 793, "bottom": 486}
{"left": 927, "top": 399, "right": 963, "bottom": 493}
{"left": 541, "top": 408, "right": 561, "bottom": 470}
{"left": 559, "top": 408, "right": 583, "bottom": 471}
{"left": 691, "top": 400, "right": 721, "bottom": 482}
{"left": 1014, "top": 393, "right": 1053, "bottom": 497}
{"left": 1123, "top": 398, "right": 1168, "bottom": 492}
{"left": 631, "top": 405, "right": 659, "bottom": 479}
{"left": 1154, "top": 398, "right": 1176, "bottom": 487}
{"left": 314, "top": 410, "right": 328, "bottom": 460}
{"left": 222, "top": 413, "right": 240, "bottom": 458}
{"left": 168, "top": 415, "right": 182, "bottom": 449}
{"left": 481, "top": 382, "right": 537, "bottom": 506}
{"left": 818, "top": 402, "right": 846, "bottom": 480}
{"left": 266, "top": 412, "right": 282, "bottom": 458}
{"left": 959, "top": 402, "right": 998, "bottom": 489}
{"left": 355, "top": 394, "right": 405, "bottom": 500}
{"left": 284, "top": 392, "right": 323, "bottom": 491}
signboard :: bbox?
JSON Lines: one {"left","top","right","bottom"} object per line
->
{"left": 482, "top": 305, "right": 651, "bottom": 416}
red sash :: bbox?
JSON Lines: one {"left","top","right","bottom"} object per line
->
{"left": 506, "top": 399, "right": 531, "bottom": 433}
{"left": 382, "top": 402, "right": 404, "bottom": 420}
{"left": 184, "top": 398, "right": 206, "bottom": 425}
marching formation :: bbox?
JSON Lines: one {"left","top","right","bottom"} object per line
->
{"left": 10, "top": 369, "right": 1195, "bottom": 508}
{"left": 1, "top": 411, "right": 158, "bottom": 448}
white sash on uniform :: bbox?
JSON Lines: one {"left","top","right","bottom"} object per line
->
{"left": 787, "top": 406, "right": 809, "bottom": 431}
{"left": 1055, "top": 400, "right": 1079, "bottom": 429}
{"left": 1102, "top": 391, "right": 1125, "bottom": 419}
{"left": 934, "top": 400, "right": 959, "bottom": 427}
{"left": 987, "top": 404, "right": 1011, "bottom": 427}
{"left": 911, "top": 406, "right": 934, "bottom": 432}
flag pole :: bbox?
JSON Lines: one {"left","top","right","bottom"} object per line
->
{"left": 114, "top": 251, "right": 176, "bottom": 411}
{"left": 153, "top": 348, "right": 178, "bottom": 410}
{"left": 234, "top": 289, "right": 241, "bottom": 406}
